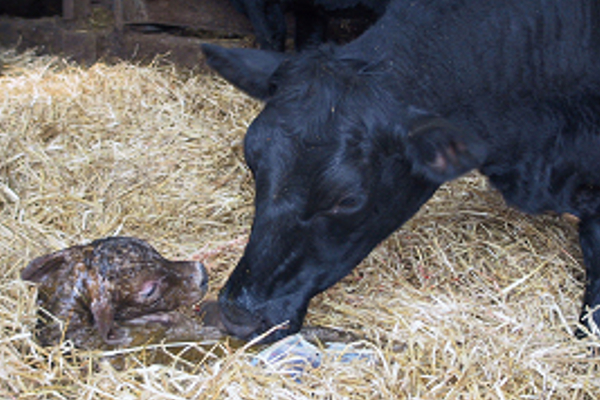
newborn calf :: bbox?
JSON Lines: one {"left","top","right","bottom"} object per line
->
{"left": 22, "top": 237, "right": 208, "bottom": 348}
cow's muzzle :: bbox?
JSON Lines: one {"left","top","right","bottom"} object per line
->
{"left": 198, "top": 298, "right": 265, "bottom": 340}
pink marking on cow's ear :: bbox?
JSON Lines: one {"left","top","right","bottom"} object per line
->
{"left": 21, "top": 250, "right": 69, "bottom": 283}
{"left": 405, "top": 113, "right": 487, "bottom": 183}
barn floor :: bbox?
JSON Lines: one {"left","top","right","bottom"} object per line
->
{"left": 0, "top": 48, "right": 599, "bottom": 399}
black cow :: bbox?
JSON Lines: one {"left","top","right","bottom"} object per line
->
{"left": 201, "top": 0, "right": 600, "bottom": 342}
{"left": 229, "top": 0, "right": 390, "bottom": 51}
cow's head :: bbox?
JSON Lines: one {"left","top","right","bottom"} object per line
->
{"left": 201, "top": 44, "right": 487, "bottom": 341}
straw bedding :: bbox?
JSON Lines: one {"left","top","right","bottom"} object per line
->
{"left": 0, "top": 48, "right": 598, "bottom": 399}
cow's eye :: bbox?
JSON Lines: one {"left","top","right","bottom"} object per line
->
{"left": 328, "top": 194, "right": 365, "bottom": 216}
{"left": 337, "top": 196, "right": 359, "bottom": 209}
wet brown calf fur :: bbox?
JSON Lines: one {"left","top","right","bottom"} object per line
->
{"left": 21, "top": 237, "right": 208, "bottom": 348}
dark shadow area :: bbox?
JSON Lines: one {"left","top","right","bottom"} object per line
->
{"left": 0, "top": 0, "right": 62, "bottom": 18}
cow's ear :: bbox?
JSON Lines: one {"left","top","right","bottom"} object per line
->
{"left": 21, "top": 249, "right": 69, "bottom": 283}
{"left": 201, "top": 44, "right": 286, "bottom": 100}
{"left": 404, "top": 113, "right": 487, "bottom": 183}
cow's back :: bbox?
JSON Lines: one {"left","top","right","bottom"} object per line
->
{"left": 346, "top": 0, "right": 600, "bottom": 106}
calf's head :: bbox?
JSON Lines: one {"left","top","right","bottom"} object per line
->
{"left": 202, "top": 44, "right": 487, "bottom": 341}
{"left": 22, "top": 237, "right": 208, "bottom": 347}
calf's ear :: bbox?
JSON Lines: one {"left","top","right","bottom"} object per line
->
{"left": 21, "top": 250, "right": 69, "bottom": 283}
{"left": 404, "top": 113, "right": 487, "bottom": 183}
{"left": 201, "top": 44, "right": 286, "bottom": 100}
{"left": 88, "top": 274, "right": 118, "bottom": 344}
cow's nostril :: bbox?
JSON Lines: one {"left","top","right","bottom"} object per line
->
{"left": 222, "top": 302, "right": 265, "bottom": 339}
{"left": 197, "top": 297, "right": 264, "bottom": 340}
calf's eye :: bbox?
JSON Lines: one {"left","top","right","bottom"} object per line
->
{"left": 138, "top": 280, "right": 161, "bottom": 301}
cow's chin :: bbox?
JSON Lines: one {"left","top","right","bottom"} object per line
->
{"left": 198, "top": 300, "right": 293, "bottom": 343}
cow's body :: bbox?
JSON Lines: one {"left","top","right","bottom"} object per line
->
{"left": 202, "top": 0, "right": 600, "bottom": 342}
{"left": 230, "top": 0, "right": 389, "bottom": 51}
